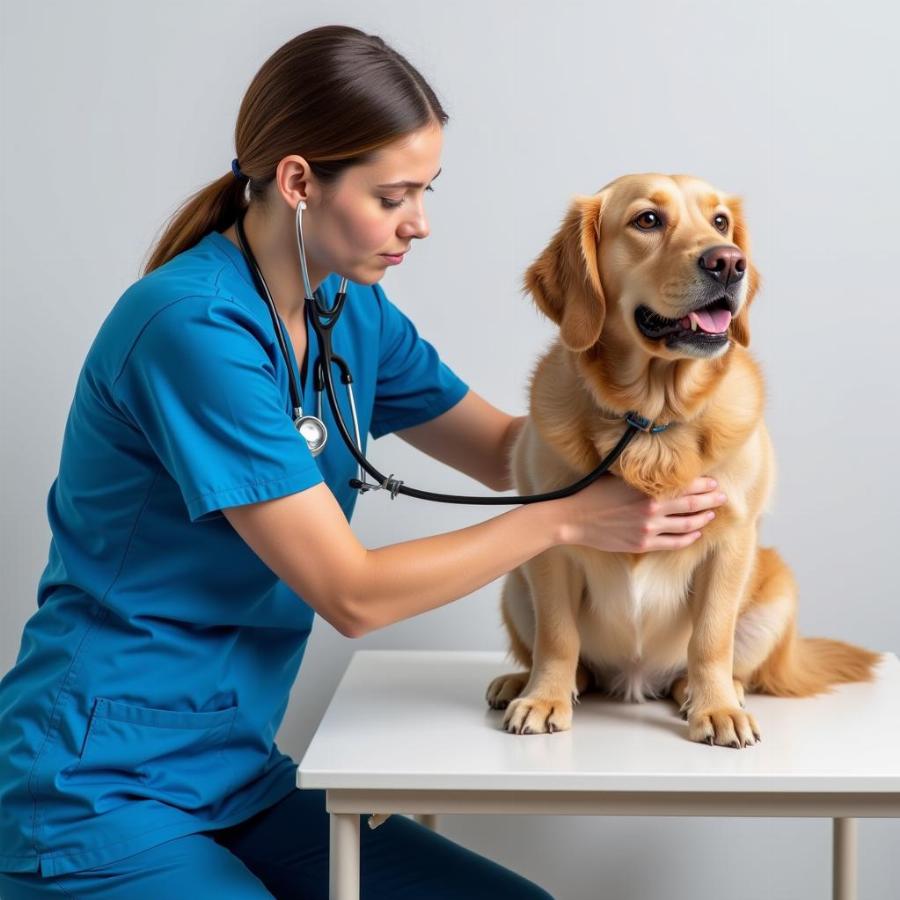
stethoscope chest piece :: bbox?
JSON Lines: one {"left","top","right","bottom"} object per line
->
{"left": 294, "top": 414, "right": 328, "bottom": 457}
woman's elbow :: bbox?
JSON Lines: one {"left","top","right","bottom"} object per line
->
{"left": 336, "top": 616, "right": 370, "bottom": 640}
{"left": 329, "top": 594, "right": 374, "bottom": 639}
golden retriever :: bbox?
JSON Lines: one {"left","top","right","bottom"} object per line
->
{"left": 486, "top": 173, "right": 881, "bottom": 748}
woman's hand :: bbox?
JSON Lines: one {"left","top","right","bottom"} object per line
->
{"left": 554, "top": 475, "right": 726, "bottom": 553}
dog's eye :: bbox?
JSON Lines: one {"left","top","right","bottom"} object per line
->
{"left": 633, "top": 211, "right": 662, "bottom": 230}
{"left": 713, "top": 214, "right": 729, "bottom": 233}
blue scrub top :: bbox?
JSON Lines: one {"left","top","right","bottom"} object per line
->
{"left": 0, "top": 231, "right": 469, "bottom": 876}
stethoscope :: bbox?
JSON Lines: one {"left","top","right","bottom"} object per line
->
{"left": 233, "top": 203, "right": 664, "bottom": 505}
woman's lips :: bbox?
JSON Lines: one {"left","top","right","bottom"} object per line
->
{"left": 380, "top": 251, "right": 406, "bottom": 265}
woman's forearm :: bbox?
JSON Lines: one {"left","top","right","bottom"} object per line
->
{"left": 343, "top": 499, "right": 564, "bottom": 636}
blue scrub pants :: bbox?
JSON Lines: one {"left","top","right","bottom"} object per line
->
{"left": 0, "top": 788, "right": 552, "bottom": 899}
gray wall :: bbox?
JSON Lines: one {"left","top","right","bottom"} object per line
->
{"left": 2, "top": 1, "right": 898, "bottom": 897}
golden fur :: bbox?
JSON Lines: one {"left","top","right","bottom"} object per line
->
{"left": 486, "top": 174, "right": 881, "bottom": 747}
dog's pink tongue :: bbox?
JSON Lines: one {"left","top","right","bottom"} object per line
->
{"left": 682, "top": 308, "right": 732, "bottom": 333}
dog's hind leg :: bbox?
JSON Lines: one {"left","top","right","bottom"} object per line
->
{"left": 741, "top": 547, "right": 881, "bottom": 696}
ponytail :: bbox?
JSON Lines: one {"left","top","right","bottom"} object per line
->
{"left": 142, "top": 171, "right": 247, "bottom": 276}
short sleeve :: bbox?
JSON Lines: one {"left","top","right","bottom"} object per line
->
{"left": 369, "top": 282, "right": 469, "bottom": 440}
{"left": 114, "top": 296, "right": 325, "bottom": 522}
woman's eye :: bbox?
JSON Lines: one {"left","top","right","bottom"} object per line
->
{"left": 634, "top": 211, "right": 662, "bottom": 230}
{"left": 713, "top": 214, "right": 729, "bottom": 233}
{"left": 380, "top": 185, "right": 434, "bottom": 210}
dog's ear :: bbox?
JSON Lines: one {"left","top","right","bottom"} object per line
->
{"left": 727, "top": 195, "right": 761, "bottom": 349}
{"left": 524, "top": 193, "right": 606, "bottom": 352}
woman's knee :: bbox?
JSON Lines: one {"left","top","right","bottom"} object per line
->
{"left": 365, "top": 815, "right": 553, "bottom": 899}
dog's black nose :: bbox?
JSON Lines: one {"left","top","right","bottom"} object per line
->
{"left": 698, "top": 245, "right": 746, "bottom": 287}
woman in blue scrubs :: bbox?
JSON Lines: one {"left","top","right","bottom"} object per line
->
{"left": 0, "top": 24, "right": 725, "bottom": 899}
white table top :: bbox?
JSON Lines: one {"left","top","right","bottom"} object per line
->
{"left": 297, "top": 649, "right": 900, "bottom": 794}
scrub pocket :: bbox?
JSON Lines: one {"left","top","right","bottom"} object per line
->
{"left": 66, "top": 696, "right": 239, "bottom": 811}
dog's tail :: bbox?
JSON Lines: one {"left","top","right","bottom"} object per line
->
{"left": 750, "top": 622, "right": 882, "bottom": 697}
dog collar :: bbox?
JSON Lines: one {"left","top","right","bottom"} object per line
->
{"left": 624, "top": 411, "right": 673, "bottom": 433}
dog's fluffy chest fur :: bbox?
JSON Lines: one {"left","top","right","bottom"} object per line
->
{"left": 573, "top": 547, "right": 695, "bottom": 702}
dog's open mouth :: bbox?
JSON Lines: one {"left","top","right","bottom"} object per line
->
{"left": 635, "top": 296, "right": 733, "bottom": 345}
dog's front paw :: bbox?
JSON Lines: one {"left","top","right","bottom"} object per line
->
{"left": 502, "top": 695, "right": 572, "bottom": 734}
{"left": 671, "top": 676, "right": 746, "bottom": 720}
{"left": 688, "top": 706, "right": 760, "bottom": 748}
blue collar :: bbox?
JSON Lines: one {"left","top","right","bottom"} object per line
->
{"left": 624, "top": 411, "right": 673, "bottom": 433}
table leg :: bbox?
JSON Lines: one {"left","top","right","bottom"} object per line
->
{"left": 329, "top": 812, "right": 360, "bottom": 900}
{"left": 414, "top": 813, "right": 438, "bottom": 831}
{"left": 833, "top": 817, "right": 858, "bottom": 900}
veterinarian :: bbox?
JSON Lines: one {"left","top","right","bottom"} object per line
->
{"left": 0, "top": 25, "right": 727, "bottom": 899}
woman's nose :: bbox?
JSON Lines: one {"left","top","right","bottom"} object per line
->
{"left": 400, "top": 207, "right": 429, "bottom": 240}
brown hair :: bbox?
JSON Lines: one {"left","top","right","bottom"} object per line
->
{"left": 142, "top": 25, "right": 448, "bottom": 275}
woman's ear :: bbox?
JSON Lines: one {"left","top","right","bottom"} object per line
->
{"left": 727, "top": 195, "right": 761, "bottom": 349}
{"left": 523, "top": 192, "right": 606, "bottom": 352}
